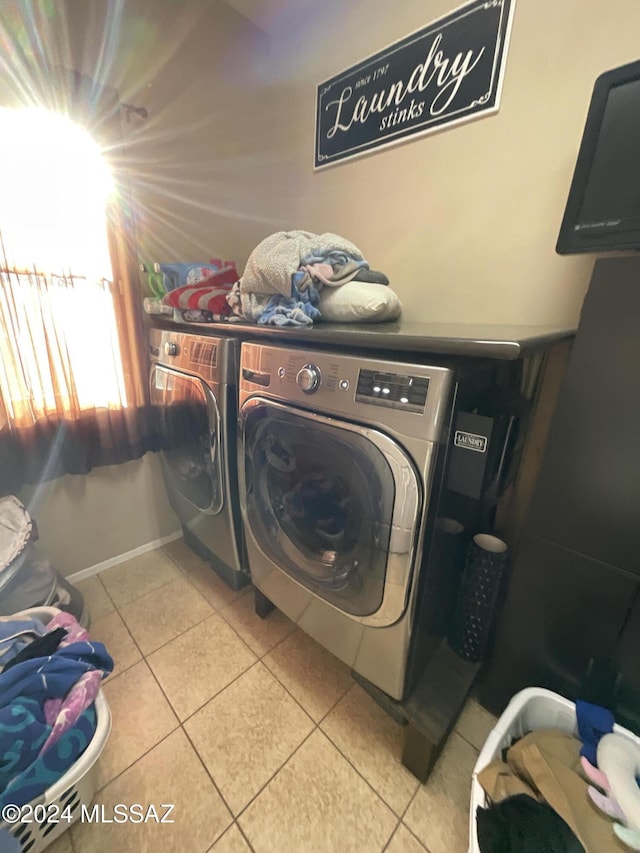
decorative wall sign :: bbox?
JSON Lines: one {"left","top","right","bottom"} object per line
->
{"left": 314, "top": 0, "right": 515, "bottom": 170}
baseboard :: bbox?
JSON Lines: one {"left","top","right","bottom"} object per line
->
{"left": 67, "top": 530, "right": 182, "bottom": 583}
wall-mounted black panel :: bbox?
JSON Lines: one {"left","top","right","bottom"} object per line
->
{"left": 527, "top": 257, "right": 640, "bottom": 577}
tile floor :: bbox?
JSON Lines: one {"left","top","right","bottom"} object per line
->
{"left": 45, "top": 539, "right": 497, "bottom": 853}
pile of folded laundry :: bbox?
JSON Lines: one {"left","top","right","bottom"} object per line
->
{"left": 476, "top": 699, "right": 640, "bottom": 852}
{"left": 0, "top": 610, "right": 113, "bottom": 809}
{"left": 229, "top": 229, "right": 401, "bottom": 327}
{"left": 154, "top": 230, "right": 402, "bottom": 327}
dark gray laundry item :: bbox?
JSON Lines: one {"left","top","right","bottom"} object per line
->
{"left": 353, "top": 268, "right": 390, "bottom": 285}
{"left": 2, "top": 628, "right": 68, "bottom": 672}
{"left": 476, "top": 794, "right": 585, "bottom": 853}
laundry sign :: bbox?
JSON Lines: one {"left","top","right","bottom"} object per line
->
{"left": 314, "top": 0, "right": 515, "bottom": 169}
{"left": 454, "top": 430, "right": 488, "bottom": 453}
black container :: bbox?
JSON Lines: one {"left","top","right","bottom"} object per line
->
{"left": 449, "top": 533, "right": 509, "bottom": 662}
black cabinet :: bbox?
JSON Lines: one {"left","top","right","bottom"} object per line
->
{"left": 480, "top": 257, "right": 640, "bottom": 729}
{"left": 527, "top": 259, "right": 640, "bottom": 576}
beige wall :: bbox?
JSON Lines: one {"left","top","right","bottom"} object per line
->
{"left": 18, "top": 455, "right": 179, "bottom": 577}
{"left": 257, "top": 0, "right": 640, "bottom": 326}
{"left": 61, "top": 0, "right": 272, "bottom": 271}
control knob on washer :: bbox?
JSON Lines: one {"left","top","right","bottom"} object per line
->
{"left": 164, "top": 341, "right": 179, "bottom": 356}
{"left": 297, "top": 364, "right": 321, "bottom": 393}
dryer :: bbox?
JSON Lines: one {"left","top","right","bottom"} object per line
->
{"left": 239, "top": 342, "right": 520, "bottom": 700}
{"left": 150, "top": 327, "right": 247, "bottom": 590}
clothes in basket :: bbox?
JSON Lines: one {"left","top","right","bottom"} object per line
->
{"left": 0, "top": 610, "right": 113, "bottom": 809}
{"left": 472, "top": 688, "right": 640, "bottom": 853}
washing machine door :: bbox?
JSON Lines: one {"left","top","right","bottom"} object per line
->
{"left": 241, "top": 398, "right": 423, "bottom": 626}
{"left": 150, "top": 364, "right": 223, "bottom": 514}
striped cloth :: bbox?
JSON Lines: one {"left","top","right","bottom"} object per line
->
{"left": 161, "top": 266, "right": 237, "bottom": 315}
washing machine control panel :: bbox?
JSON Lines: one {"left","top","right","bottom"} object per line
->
{"left": 239, "top": 342, "right": 454, "bottom": 442}
{"left": 296, "top": 364, "right": 321, "bottom": 393}
{"left": 356, "top": 369, "right": 429, "bottom": 414}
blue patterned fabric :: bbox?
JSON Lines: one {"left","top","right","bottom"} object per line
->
{"left": 256, "top": 283, "right": 322, "bottom": 327}
{"left": 257, "top": 291, "right": 321, "bottom": 327}
{"left": 0, "top": 704, "right": 96, "bottom": 808}
{"left": 0, "top": 698, "right": 49, "bottom": 788}
{"left": 299, "top": 248, "right": 366, "bottom": 268}
{"left": 0, "top": 618, "right": 110, "bottom": 811}
{"left": 291, "top": 273, "right": 321, "bottom": 307}
{"left": 0, "top": 640, "right": 113, "bottom": 707}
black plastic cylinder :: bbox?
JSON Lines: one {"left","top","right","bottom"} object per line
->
{"left": 449, "top": 533, "right": 509, "bottom": 662}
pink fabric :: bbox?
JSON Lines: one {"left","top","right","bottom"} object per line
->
{"left": 301, "top": 263, "right": 334, "bottom": 286}
{"left": 582, "top": 755, "right": 630, "bottom": 827}
{"left": 40, "top": 669, "right": 102, "bottom": 754}
{"left": 45, "top": 611, "right": 88, "bottom": 646}
{"left": 588, "top": 785, "right": 628, "bottom": 822}
{"left": 39, "top": 612, "right": 103, "bottom": 754}
{"left": 581, "top": 755, "right": 610, "bottom": 791}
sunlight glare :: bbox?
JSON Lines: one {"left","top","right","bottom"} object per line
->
{"left": 0, "top": 107, "right": 127, "bottom": 414}
{"left": 0, "top": 106, "right": 113, "bottom": 279}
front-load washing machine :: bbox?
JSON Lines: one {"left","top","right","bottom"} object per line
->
{"left": 238, "top": 342, "right": 519, "bottom": 700}
{"left": 150, "top": 327, "right": 247, "bottom": 590}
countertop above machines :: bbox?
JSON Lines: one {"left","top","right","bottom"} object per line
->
{"left": 148, "top": 317, "right": 575, "bottom": 361}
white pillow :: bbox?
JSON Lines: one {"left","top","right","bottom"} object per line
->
{"left": 318, "top": 282, "right": 401, "bottom": 323}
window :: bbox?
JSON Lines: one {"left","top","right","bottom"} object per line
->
{"left": 0, "top": 107, "right": 128, "bottom": 423}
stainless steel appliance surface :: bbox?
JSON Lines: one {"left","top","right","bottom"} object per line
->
{"left": 149, "top": 327, "right": 247, "bottom": 590}
{"left": 238, "top": 342, "right": 458, "bottom": 700}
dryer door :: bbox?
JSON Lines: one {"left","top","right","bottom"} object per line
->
{"left": 241, "top": 398, "right": 424, "bottom": 626}
{"left": 150, "top": 364, "right": 223, "bottom": 514}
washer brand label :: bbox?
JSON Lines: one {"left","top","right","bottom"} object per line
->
{"left": 454, "top": 430, "right": 487, "bottom": 453}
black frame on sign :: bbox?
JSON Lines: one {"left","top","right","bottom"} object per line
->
{"left": 314, "top": 0, "right": 516, "bottom": 170}
{"left": 556, "top": 58, "right": 640, "bottom": 255}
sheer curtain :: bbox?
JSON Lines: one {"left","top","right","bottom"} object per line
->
{"left": 0, "top": 71, "right": 156, "bottom": 494}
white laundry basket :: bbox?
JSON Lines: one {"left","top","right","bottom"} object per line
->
{"left": 468, "top": 686, "right": 640, "bottom": 853}
{"left": 0, "top": 607, "right": 112, "bottom": 852}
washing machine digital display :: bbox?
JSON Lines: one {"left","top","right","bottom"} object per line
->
{"left": 355, "top": 370, "right": 429, "bottom": 413}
